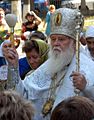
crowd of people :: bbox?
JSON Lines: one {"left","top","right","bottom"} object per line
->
{"left": 0, "top": 3, "right": 94, "bottom": 120}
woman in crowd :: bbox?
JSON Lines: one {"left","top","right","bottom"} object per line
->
{"left": 2, "top": 37, "right": 49, "bottom": 80}
{"left": 22, "top": 11, "right": 41, "bottom": 34}
{"left": 19, "top": 38, "right": 49, "bottom": 79}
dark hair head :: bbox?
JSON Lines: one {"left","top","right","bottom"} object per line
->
{"left": 30, "top": 31, "right": 47, "bottom": 41}
{"left": 34, "top": 8, "right": 40, "bottom": 13}
{"left": 0, "top": 90, "right": 34, "bottom": 120}
{"left": 22, "top": 40, "right": 39, "bottom": 54}
{"left": 25, "top": 12, "right": 34, "bottom": 19}
{"left": 51, "top": 96, "right": 94, "bottom": 120}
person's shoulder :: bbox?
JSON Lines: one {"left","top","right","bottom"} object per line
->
{"left": 19, "top": 57, "right": 30, "bottom": 70}
{"left": 22, "top": 22, "right": 27, "bottom": 26}
{"left": 24, "top": 59, "right": 50, "bottom": 81}
{"left": 23, "top": 59, "right": 51, "bottom": 90}
{"left": 46, "top": 11, "right": 50, "bottom": 15}
{"left": 19, "top": 57, "right": 27, "bottom": 62}
{"left": 26, "top": 69, "right": 35, "bottom": 77}
{"left": 33, "top": 60, "right": 49, "bottom": 73}
{"left": 80, "top": 51, "right": 94, "bottom": 69}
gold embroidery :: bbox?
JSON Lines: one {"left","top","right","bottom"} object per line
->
{"left": 55, "top": 13, "right": 62, "bottom": 26}
{"left": 42, "top": 98, "right": 54, "bottom": 117}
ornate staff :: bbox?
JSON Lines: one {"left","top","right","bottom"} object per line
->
{"left": 5, "top": 14, "right": 17, "bottom": 47}
{"left": 0, "top": 14, "right": 17, "bottom": 90}
{"left": 74, "top": 11, "right": 84, "bottom": 95}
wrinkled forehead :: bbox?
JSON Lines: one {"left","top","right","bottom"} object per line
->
{"left": 50, "top": 34, "right": 71, "bottom": 39}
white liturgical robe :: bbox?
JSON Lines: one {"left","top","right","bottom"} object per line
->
{"left": 16, "top": 52, "right": 94, "bottom": 120}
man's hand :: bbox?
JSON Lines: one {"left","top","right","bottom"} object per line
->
{"left": 70, "top": 71, "right": 87, "bottom": 91}
{"left": 2, "top": 42, "right": 19, "bottom": 68}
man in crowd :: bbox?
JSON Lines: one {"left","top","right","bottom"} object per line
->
{"left": 72, "top": 26, "right": 94, "bottom": 101}
{"left": 2, "top": 8, "right": 94, "bottom": 120}
{"left": 84, "top": 26, "right": 94, "bottom": 60}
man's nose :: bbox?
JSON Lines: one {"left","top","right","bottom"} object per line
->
{"left": 53, "top": 39, "right": 60, "bottom": 46}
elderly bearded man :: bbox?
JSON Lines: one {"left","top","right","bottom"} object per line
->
{"left": 2, "top": 8, "right": 94, "bottom": 120}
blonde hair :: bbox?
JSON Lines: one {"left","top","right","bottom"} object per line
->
{"left": 49, "top": 5, "right": 56, "bottom": 11}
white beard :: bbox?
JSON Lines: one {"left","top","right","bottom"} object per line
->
{"left": 47, "top": 43, "right": 75, "bottom": 76}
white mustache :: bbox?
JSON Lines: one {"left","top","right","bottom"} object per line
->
{"left": 53, "top": 47, "right": 62, "bottom": 51}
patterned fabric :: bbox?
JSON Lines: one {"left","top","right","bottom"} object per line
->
{"left": 53, "top": 52, "right": 94, "bottom": 108}
{"left": 14, "top": 52, "right": 94, "bottom": 120}
{"left": 6, "top": 66, "right": 20, "bottom": 90}
{"left": 50, "top": 8, "right": 83, "bottom": 40}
